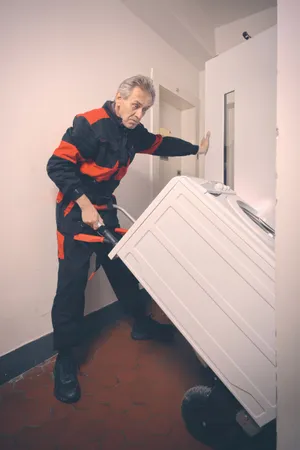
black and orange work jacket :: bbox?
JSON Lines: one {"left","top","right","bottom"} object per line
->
{"left": 47, "top": 101, "right": 199, "bottom": 240}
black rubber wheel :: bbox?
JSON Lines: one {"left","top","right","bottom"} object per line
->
{"left": 181, "top": 383, "right": 245, "bottom": 450}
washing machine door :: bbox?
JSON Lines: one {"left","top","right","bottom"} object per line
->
{"left": 237, "top": 201, "right": 275, "bottom": 238}
{"left": 196, "top": 178, "right": 275, "bottom": 243}
{"left": 227, "top": 197, "right": 275, "bottom": 240}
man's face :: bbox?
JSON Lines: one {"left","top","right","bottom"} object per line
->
{"left": 115, "top": 87, "right": 153, "bottom": 129}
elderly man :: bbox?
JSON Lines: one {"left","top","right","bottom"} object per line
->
{"left": 47, "top": 74, "right": 210, "bottom": 403}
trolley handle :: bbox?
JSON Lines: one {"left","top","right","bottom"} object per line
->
{"left": 96, "top": 204, "right": 136, "bottom": 224}
{"left": 112, "top": 205, "right": 136, "bottom": 224}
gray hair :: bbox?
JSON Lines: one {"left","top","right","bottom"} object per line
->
{"left": 117, "top": 75, "right": 156, "bottom": 103}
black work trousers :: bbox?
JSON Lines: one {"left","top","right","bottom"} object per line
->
{"left": 51, "top": 234, "right": 148, "bottom": 351}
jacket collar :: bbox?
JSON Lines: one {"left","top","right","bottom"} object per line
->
{"left": 103, "top": 100, "right": 124, "bottom": 128}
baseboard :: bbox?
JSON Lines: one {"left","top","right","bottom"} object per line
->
{"left": 0, "top": 301, "right": 124, "bottom": 386}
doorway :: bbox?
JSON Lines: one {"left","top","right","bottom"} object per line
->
{"left": 150, "top": 71, "right": 199, "bottom": 198}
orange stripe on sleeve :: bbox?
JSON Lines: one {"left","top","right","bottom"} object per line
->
{"left": 139, "top": 135, "right": 163, "bottom": 155}
{"left": 94, "top": 205, "right": 109, "bottom": 211}
{"left": 77, "top": 108, "right": 109, "bottom": 125}
{"left": 53, "top": 141, "right": 83, "bottom": 164}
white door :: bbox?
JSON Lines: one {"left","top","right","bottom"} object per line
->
{"left": 205, "top": 26, "right": 277, "bottom": 226}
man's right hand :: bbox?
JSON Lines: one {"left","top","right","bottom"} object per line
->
{"left": 76, "top": 194, "right": 104, "bottom": 230}
{"left": 82, "top": 205, "right": 103, "bottom": 230}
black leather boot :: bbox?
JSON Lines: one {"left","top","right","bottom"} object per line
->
{"left": 53, "top": 353, "right": 81, "bottom": 403}
{"left": 131, "top": 315, "right": 176, "bottom": 342}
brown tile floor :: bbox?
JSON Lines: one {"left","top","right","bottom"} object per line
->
{"left": 0, "top": 320, "right": 212, "bottom": 450}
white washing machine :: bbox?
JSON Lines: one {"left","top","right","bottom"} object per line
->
{"left": 109, "top": 176, "right": 276, "bottom": 430}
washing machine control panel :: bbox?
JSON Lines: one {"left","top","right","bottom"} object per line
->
{"left": 203, "top": 181, "right": 236, "bottom": 195}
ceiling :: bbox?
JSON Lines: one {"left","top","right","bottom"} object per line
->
{"left": 122, "top": 0, "right": 277, "bottom": 69}
{"left": 192, "top": 0, "right": 277, "bottom": 27}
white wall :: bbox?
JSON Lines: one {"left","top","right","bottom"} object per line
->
{"left": 205, "top": 26, "right": 277, "bottom": 224}
{"left": 0, "top": 0, "right": 200, "bottom": 357}
{"left": 215, "top": 7, "right": 277, "bottom": 54}
{"left": 276, "top": 0, "right": 300, "bottom": 448}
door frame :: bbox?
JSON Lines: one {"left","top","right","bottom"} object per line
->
{"left": 149, "top": 67, "right": 200, "bottom": 199}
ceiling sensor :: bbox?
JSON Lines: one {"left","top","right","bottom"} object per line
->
{"left": 243, "top": 31, "right": 252, "bottom": 40}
